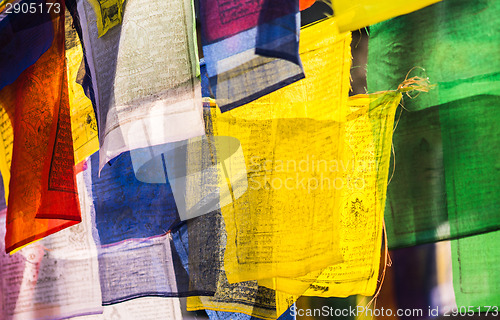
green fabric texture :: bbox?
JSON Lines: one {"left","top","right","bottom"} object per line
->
{"left": 367, "top": 0, "right": 500, "bottom": 112}
{"left": 383, "top": 95, "right": 500, "bottom": 249}
{"left": 452, "top": 230, "right": 500, "bottom": 310}
{"left": 368, "top": 0, "right": 500, "bottom": 249}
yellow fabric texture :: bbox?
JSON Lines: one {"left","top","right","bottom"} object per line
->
{"left": 332, "top": 0, "right": 442, "bottom": 32}
{"left": 186, "top": 210, "right": 297, "bottom": 320}
{"left": 0, "top": 86, "right": 14, "bottom": 204}
{"left": 299, "top": 93, "right": 400, "bottom": 297}
{"left": 87, "top": 0, "right": 124, "bottom": 37}
{"left": 257, "top": 92, "right": 401, "bottom": 297}
{"left": 187, "top": 282, "right": 296, "bottom": 320}
{"left": 214, "top": 18, "right": 352, "bottom": 284}
{"left": 66, "top": 43, "right": 99, "bottom": 164}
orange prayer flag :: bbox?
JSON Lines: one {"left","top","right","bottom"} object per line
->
{"left": 300, "top": 0, "right": 316, "bottom": 10}
{"left": 1, "top": 0, "right": 81, "bottom": 253}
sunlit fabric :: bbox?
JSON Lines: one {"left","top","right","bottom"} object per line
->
{"left": 185, "top": 213, "right": 297, "bottom": 320}
{"left": 184, "top": 104, "right": 296, "bottom": 320}
{"left": 205, "top": 305, "right": 296, "bottom": 320}
{"left": 78, "top": 152, "right": 219, "bottom": 304}
{"left": 88, "top": 151, "right": 179, "bottom": 244}
{"left": 199, "top": 0, "right": 305, "bottom": 112}
{"left": 332, "top": 0, "right": 441, "bottom": 32}
{"left": 0, "top": 0, "right": 81, "bottom": 253}
{"left": 65, "top": 13, "right": 99, "bottom": 165}
{"left": 65, "top": 297, "right": 183, "bottom": 319}
{"left": 77, "top": 0, "right": 204, "bottom": 172}
{"left": 261, "top": 92, "right": 401, "bottom": 297}
{"left": 0, "top": 0, "right": 53, "bottom": 91}
{"left": 368, "top": 0, "right": 500, "bottom": 249}
{"left": 209, "top": 18, "right": 351, "bottom": 283}
{"left": 452, "top": 231, "right": 500, "bottom": 310}
{"left": 86, "top": 0, "right": 124, "bottom": 37}
{"left": 384, "top": 96, "right": 499, "bottom": 249}
{"left": 368, "top": 0, "right": 500, "bottom": 111}
{"left": 0, "top": 205, "right": 102, "bottom": 320}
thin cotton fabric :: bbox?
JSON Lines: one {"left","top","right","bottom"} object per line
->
{"left": 0, "top": 0, "right": 81, "bottom": 253}
{"left": 65, "top": 12, "right": 99, "bottom": 164}
{"left": 0, "top": 0, "right": 53, "bottom": 91}
{"left": 79, "top": 152, "right": 219, "bottom": 304}
{"left": 184, "top": 104, "right": 296, "bottom": 320}
{"left": 331, "top": 0, "right": 441, "bottom": 33}
{"left": 0, "top": 204, "right": 102, "bottom": 319}
{"left": 452, "top": 231, "right": 500, "bottom": 311}
{"left": 261, "top": 92, "right": 401, "bottom": 297}
{"left": 77, "top": 0, "right": 204, "bottom": 171}
{"left": 86, "top": 0, "right": 124, "bottom": 37}
{"left": 368, "top": 0, "right": 500, "bottom": 111}
{"left": 368, "top": 0, "right": 500, "bottom": 249}
{"left": 381, "top": 96, "right": 500, "bottom": 248}
{"left": 0, "top": 0, "right": 14, "bottom": 12}
{"left": 210, "top": 18, "right": 351, "bottom": 283}
{"left": 199, "top": 0, "right": 305, "bottom": 112}
{"left": 185, "top": 209, "right": 296, "bottom": 320}
{"left": 78, "top": 103, "right": 222, "bottom": 304}
{"left": 128, "top": 101, "right": 247, "bottom": 221}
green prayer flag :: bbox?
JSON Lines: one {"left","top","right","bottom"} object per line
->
{"left": 368, "top": 0, "right": 500, "bottom": 112}
{"left": 452, "top": 230, "right": 500, "bottom": 311}
{"left": 382, "top": 95, "right": 500, "bottom": 248}
{"left": 368, "top": 0, "right": 500, "bottom": 249}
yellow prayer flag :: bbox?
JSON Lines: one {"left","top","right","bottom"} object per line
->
{"left": 332, "top": 0, "right": 442, "bottom": 32}
{"left": 65, "top": 43, "right": 99, "bottom": 164}
{"left": 258, "top": 92, "right": 401, "bottom": 297}
{"left": 214, "top": 18, "right": 352, "bottom": 283}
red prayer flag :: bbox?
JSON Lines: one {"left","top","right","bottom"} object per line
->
{"left": 2, "top": 0, "right": 81, "bottom": 253}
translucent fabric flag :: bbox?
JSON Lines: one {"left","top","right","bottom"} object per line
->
{"left": 259, "top": 92, "right": 401, "bottom": 297}
{"left": 185, "top": 212, "right": 297, "bottom": 320}
{"left": 129, "top": 109, "right": 247, "bottom": 221}
{"left": 331, "top": 0, "right": 441, "bottom": 33}
{"left": 209, "top": 18, "right": 351, "bottom": 283}
{"left": 0, "top": 0, "right": 54, "bottom": 201}
{"left": 452, "top": 231, "right": 500, "bottom": 312}
{"left": 86, "top": 0, "right": 124, "bottom": 37}
{"left": 0, "top": 0, "right": 53, "bottom": 91}
{"left": 368, "top": 0, "right": 500, "bottom": 249}
{"left": 199, "top": 0, "right": 305, "bottom": 112}
{"left": 0, "top": 0, "right": 81, "bottom": 253}
{"left": 183, "top": 106, "right": 296, "bottom": 320}
{"left": 79, "top": 152, "right": 219, "bottom": 304}
{"left": 88, "top": 151, "right": 179, "bottom": 244}
{"left": 65, "top": 12, "right": 99, "bottom": 165}
{"left": 377, "top": 97, "right": 499, "bottom": 249}
{"left": 368, "top": 0, "right": 500, "bottom": 111}
{"left": 0, "top": 203, "right": 102, "bottom": 319}
{"left": 77, "top": 0, "right": 204, "bottom": 171}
